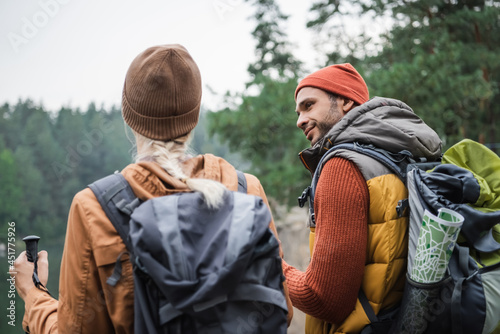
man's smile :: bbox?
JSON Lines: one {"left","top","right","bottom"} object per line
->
{"left": 304, "top": 126, "right": 315, "bottom": 141}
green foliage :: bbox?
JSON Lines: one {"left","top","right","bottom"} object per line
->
{"left": 0, "top": 148, "right": 25, "bottom": 232}
{"left": 191, "top": 108, "right": 246, "bottom": 169}
{"left": 306, "top": 0, "right": 377, "bottom": 66}
{"left": 363, "top": 0, "right": 500, "bottom": 147}
{"left": 0, "top": 101, "right": 133, "bottom": 239}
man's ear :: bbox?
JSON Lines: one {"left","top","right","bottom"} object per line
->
{"left": 341, "top": 99, "right": 355, "bottom": 115}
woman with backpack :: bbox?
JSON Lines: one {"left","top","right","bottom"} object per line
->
{"left": 11, "top": 44, "right": 292, "bottom": 333}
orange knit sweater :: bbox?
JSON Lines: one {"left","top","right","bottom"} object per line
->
{"left": 283, "top": 157, "right": 369, "bottom": 324}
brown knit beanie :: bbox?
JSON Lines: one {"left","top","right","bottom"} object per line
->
{"left": 122, "top": 44, "right": 202, "bottom": 141}
{"left": 295, "top": 63, "right": 369, "bottom": 105}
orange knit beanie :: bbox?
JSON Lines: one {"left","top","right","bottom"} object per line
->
{"left": 122, "top": 44, "right": 202, "bottom": 141}
{"left": 295, "top": 63, "right": 369, "bottom": 105}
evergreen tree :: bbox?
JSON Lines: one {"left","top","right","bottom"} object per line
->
{"left": 93, "top": 106, "right": 133, "bottom": 178}
{"left": 0, "top": 145, "right": 25, "bottom": 233}
{"left": 246, "top": 0, "right": 302, "bottom": 78}
{"left": 208, "top": 0, "right": 309, "bottom": 206}
{"left": 19, "top": 109, "right": 65, "bottom": 239}
{"left": 308, "top": 0, "right": 500, "bottom": 149}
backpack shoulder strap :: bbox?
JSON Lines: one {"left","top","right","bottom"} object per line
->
{"left": 88, "top": 173, "right": 140, "bottom": 253}
{"left": 236, "top": 169, "right": 247, "bottom": 193}
{"left": 314, "top": 142, "right": 414, "bottom": 187}
{"left": 299, "top": 142, "right": 416, "bottom": 227}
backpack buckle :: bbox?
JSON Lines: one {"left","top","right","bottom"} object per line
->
{"left": 307, "top": 213, "right": 316, "bottom": 228}
{"left": 298, "top": 186, "right": 311, "bottom": 208}
{"left": 396, "top": 199, "right": 409, "bottom": 217}
{"left": 116, "top": 197, "right": 141, "bottom": 215}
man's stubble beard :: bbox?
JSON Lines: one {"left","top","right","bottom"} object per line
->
{"left": 312, "top": 101, "right": 343, "bottom": 146}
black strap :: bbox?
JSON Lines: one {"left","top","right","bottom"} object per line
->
{"left": 297, "top": 186, "right": 311, "bottom": 208}
{"left": 89, "top": 173, "right": 138, "bottom": 253}
{"left": 450, "top": 245, "right": 470, "bottom": 334}
{"left": 159, "top": 303, "right": 184, "bottom": 325}
{"left": 451, "top": 276, "right": 465, "bottom": 334}
{"left": 159, "top": 282, "right": 288, "bottom": 326}
{"left": 236, "top": 170, "right": 247, "bottom": 193}
{"left": 359, "top": 289, "right": 378, "bottom": 324}
{"left": 106, "top": 251, "right": 129, "bottom": 286}
{"left": 458, "top": 245, "right": 470, "bottom": 277}
{"left": 89, "top": 173, "right": 140, "bottom": 287}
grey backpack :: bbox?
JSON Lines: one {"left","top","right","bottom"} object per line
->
{"left": 89, "top": 171, "right": 288, "bottom": 334}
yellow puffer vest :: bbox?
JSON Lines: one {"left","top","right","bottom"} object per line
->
{"left": 305, "top": 149, "right": 409, "bottom": 334}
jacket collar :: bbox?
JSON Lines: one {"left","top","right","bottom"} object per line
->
{"left": 121, "top": 154, "right": 239, "bottom": 200}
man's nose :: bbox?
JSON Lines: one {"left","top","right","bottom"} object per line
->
{"left": 297, "top": 113, "right": 308, "bottom": 130}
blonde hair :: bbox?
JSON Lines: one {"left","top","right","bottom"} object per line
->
{"left": 133, "top": 131, "right": 227, "bottom": 209}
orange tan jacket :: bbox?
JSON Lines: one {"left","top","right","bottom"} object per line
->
{"left": 22, "top": 154, "right": 292, "bottom": 333}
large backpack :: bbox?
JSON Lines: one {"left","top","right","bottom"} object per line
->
{"left": 89, "top": 171, "right": 288, "bottom": 334}
{"left": 299, "top": 139, "right": 500, "bottom": 334}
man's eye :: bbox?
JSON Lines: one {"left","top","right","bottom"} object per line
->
{"left": 305, "top": 102, "right": 312, "bottom": 109}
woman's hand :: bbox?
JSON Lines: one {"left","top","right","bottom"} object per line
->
{"left": 9, "top": 251, "right": 49, "bottom": 300}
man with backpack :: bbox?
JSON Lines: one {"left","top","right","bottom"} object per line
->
{"left": 282, "top": 63, "right": 442, "bottom": 333}
{"left": 11, "top": 44, "right": 292, "bottom": 333}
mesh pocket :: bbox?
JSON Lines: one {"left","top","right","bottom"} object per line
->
{"left": 392, "top": 275, "right": 454, "bottom": 334}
